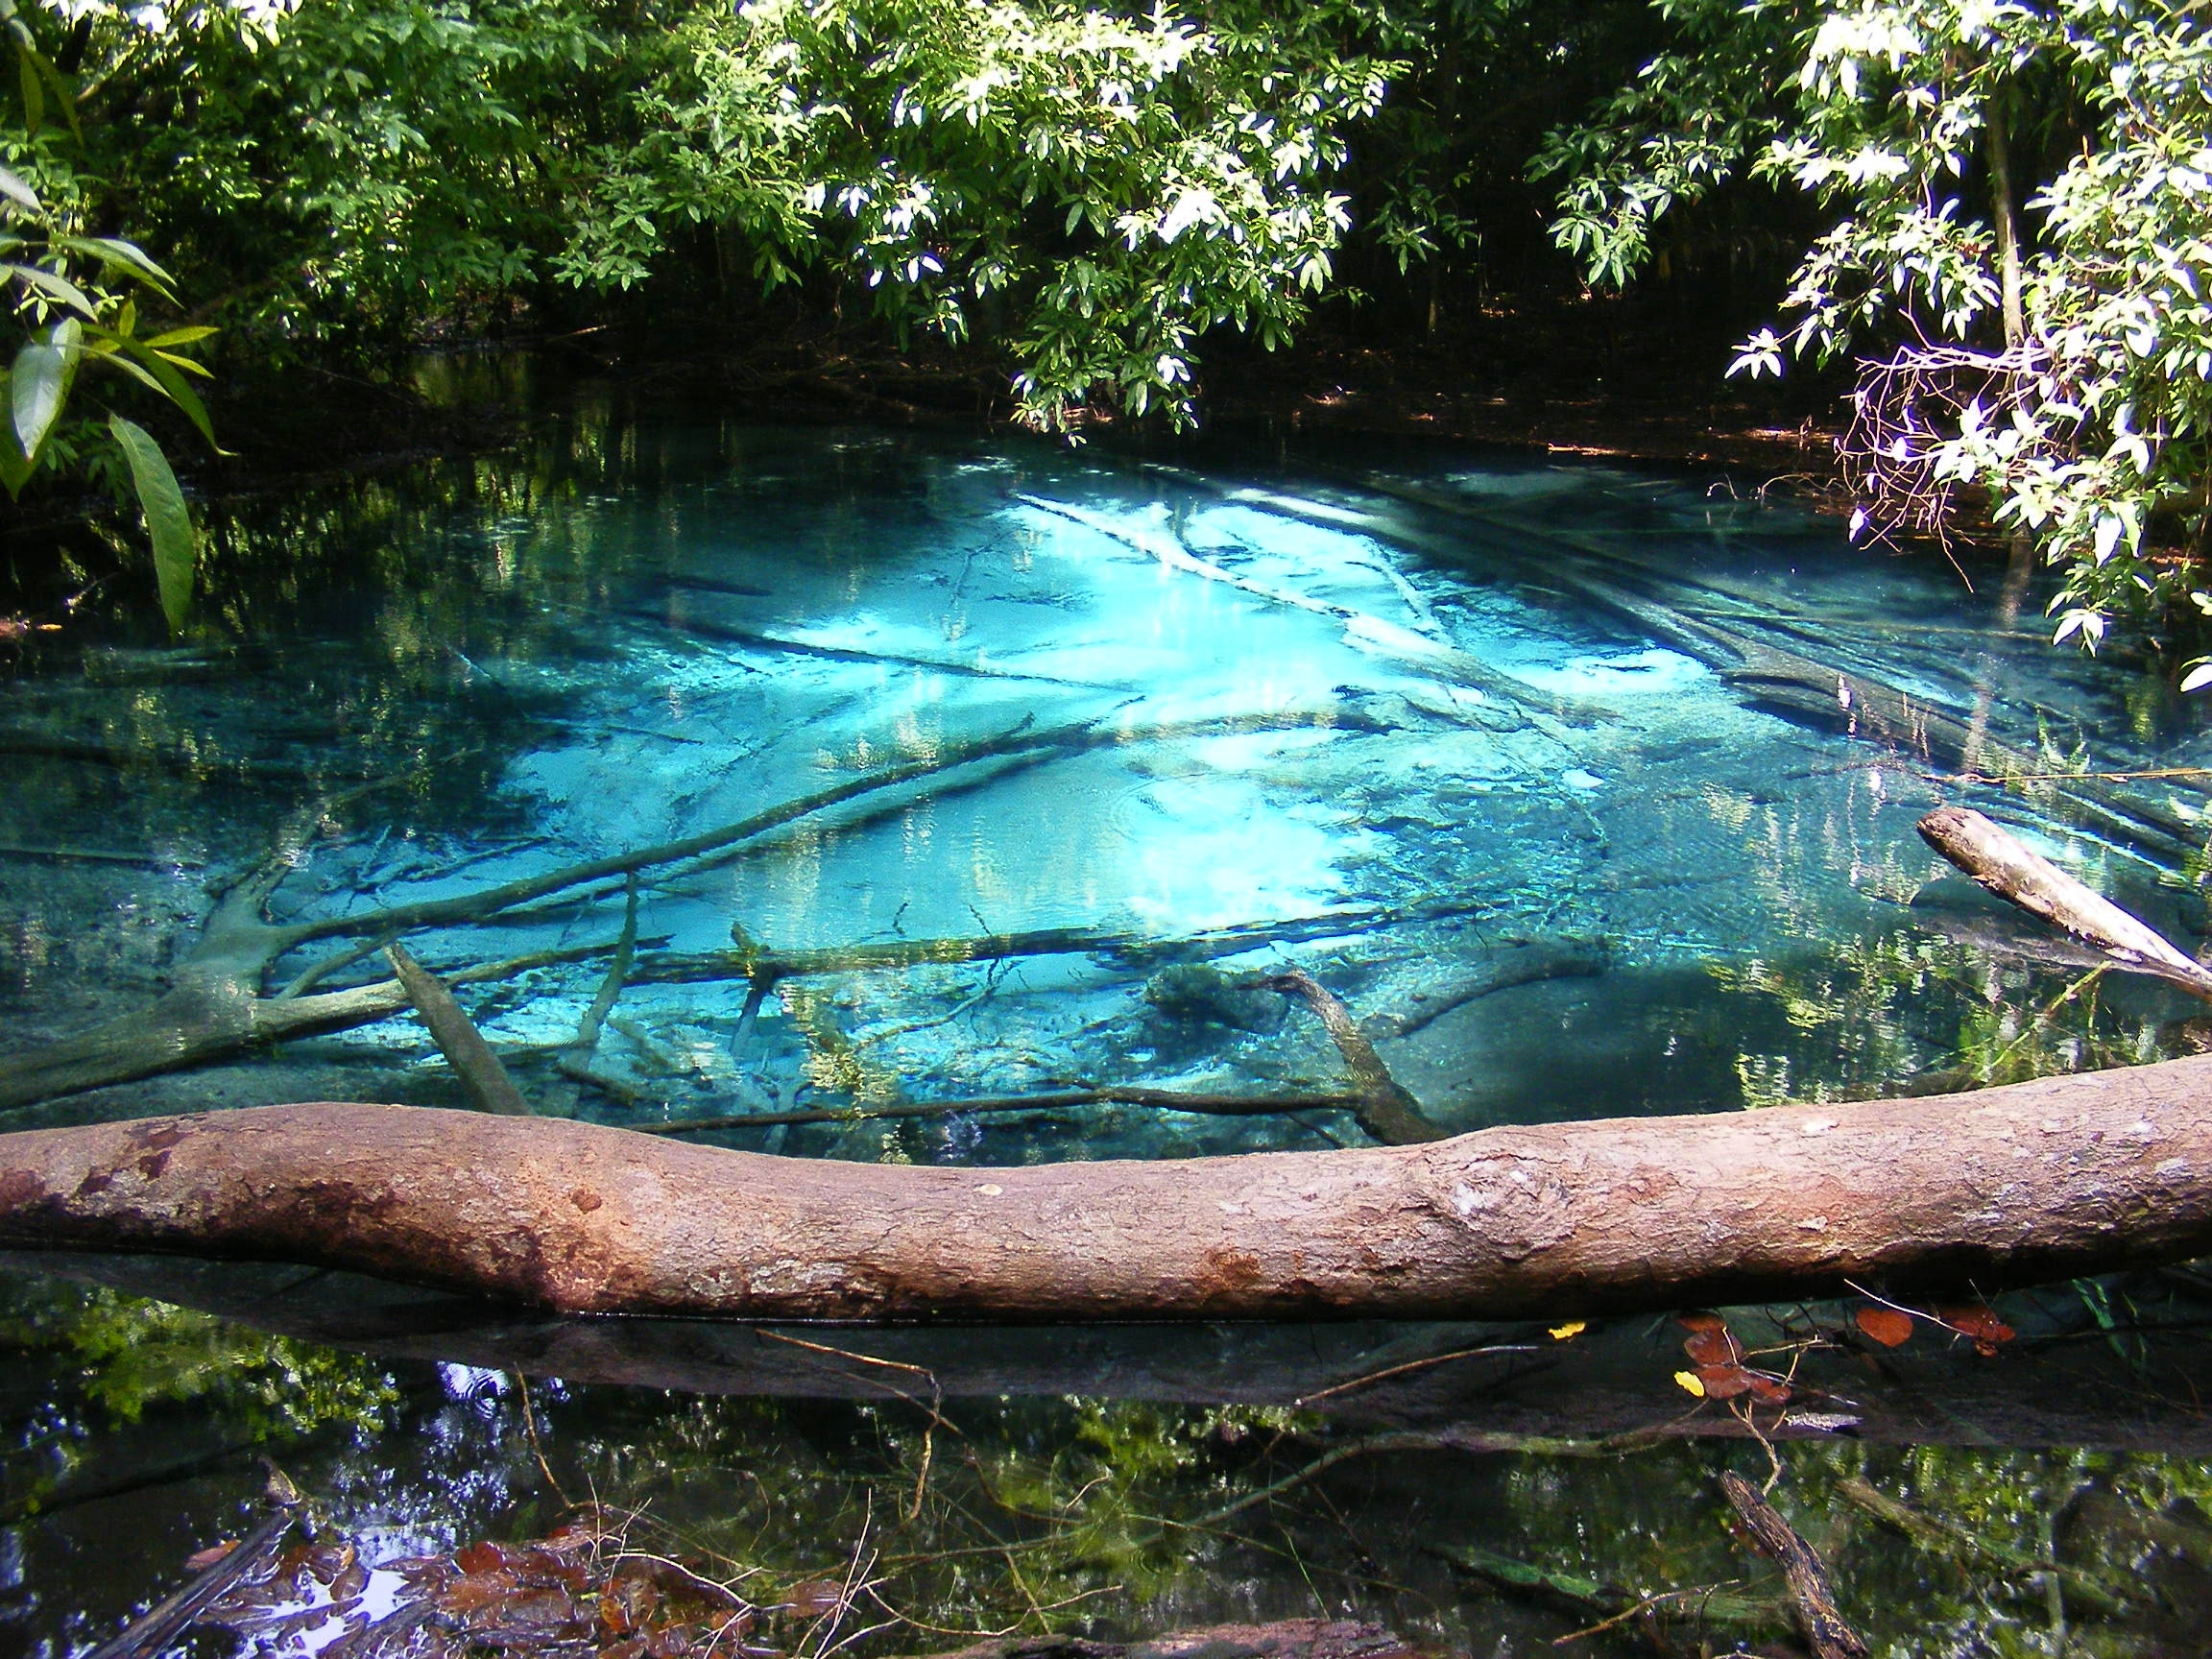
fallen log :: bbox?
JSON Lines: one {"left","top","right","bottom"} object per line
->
{"left": 1917, "top": 805, "right": 2212, "bottom": 998}
{"left": 636, "top": 1086, "right": 1369, "bottom": 1136}
{"left": 2, "top": 1056, "right": 2211, "bottom": 1320}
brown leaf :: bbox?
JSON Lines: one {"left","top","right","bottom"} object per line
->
{"left": 1855, "top": 1307, "right": 1915, "bottom": 1348}
{"left": 453, "top": 1542, "right": 517, "bottom": 1576}
{"left": 1743, "top": 1374, "right": 1792, "bottom": 1405}
{"left": 306, "top": 1542, "right": 355, "bottom": 1586}
{"left": 1695, "top": 1364, "right": 1753, "bottom": 1400}
{"left": 1675, "top": 1311, "right": 1727, "bottom": 1335}
{"left": 1683, "top": 1325, "right": 1743, "bottom": 1368}
{"left": 1937, "top": 1305, "right": 2016, "bottom": 1355}
{"left": 781, "top": 1579, "right": 846, "bottom": 1620}
{"left": 333, "top": 1553, "right": 370, "bottom": 1603}
{"left": 185, "top": 1541, "right": 239, "bottom": 1573}
{"left": 516, "top": 1547, "right": 593, "bottom": 1593}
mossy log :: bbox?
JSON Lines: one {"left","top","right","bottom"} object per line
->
{"left": 0, "top": 1056, "right": 2209, "bottom": 1320}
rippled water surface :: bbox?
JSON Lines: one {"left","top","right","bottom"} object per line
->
{"left": 4, "top": 398, "right": 2212, "bottom": 1656}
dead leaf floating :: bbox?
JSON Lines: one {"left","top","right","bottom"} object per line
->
{"left": 1671, "top": 1313, "right": 1791, "bottom": 1406}
{"left": 1854, "top": 1306, "right": 1916, "bottom": 1348}
{"left": 1938, "top": 1304, "right": 2017, "bottom": 1357}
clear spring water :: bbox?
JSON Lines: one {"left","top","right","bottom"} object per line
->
{"left": 4, "top": 397, "right": 2212, "bottom": 1655}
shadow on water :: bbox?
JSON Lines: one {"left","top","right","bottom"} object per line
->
{"left": 4, "top": 391, "right": 2212, "bottom": 1652}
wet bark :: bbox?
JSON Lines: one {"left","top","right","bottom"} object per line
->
{"left": 1, "top": 1055, "right": 2210, "bottom": 1320}
{"left": 1719, "top": 1473, "right": 1868, "bottom": 1659}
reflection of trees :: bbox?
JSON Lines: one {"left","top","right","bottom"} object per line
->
{"left": 1709, "top": 926, "right": 2186, "bottom": 1108}
{"left": 27, "top": 1282, "right": 2212, "bottom": 1656}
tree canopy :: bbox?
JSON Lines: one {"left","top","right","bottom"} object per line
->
{"left": 3, "top": 0, "right": 2209, "bottom": 668}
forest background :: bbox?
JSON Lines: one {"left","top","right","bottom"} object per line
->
{"left": 2, "top": 0, "right": 2209, "bottom": 673}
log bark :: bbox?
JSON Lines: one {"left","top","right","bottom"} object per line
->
{"left": 1, "top": 1056, "right": 2211, "bottom": 1320}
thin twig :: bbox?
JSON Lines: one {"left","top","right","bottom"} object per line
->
{"left": 1294, "top": 1343, "right": 1544, "bottom": 1407}
{"left": 513, "top": 1372, "right": 569, "bottom": 1506}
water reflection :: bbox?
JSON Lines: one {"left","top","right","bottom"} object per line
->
{"left": 7, "top": 408, "right": 2212, "bottom": 1651}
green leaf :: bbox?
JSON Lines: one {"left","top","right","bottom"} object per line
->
{"left": 52, "top": 235, "right": 178, "bottom": 296}
{"left": 0, "top": 373, "right": 26, "bottom": 497}
{"left": 141, "top": 325, "right": 218, "bottom": 349}
{"left": 108, "top": 415, "right": 195, "bottom": 632}
{"left": 0, "top": 434, "right": 29, "bottom": 496}
{"left": 1, "top": 262, "right": 99, "bottom": 318}
{"left": 16, "top": 42, "right": 41, "bottom": 137}
{"left": 0, "top": 165, "right": 36, "bottom": 216}
{"left": 31, "top": 47, "right": 80, "bottom": 143}
{"left": 9, "top": 331, "right": 68, "bottom": 459}
{"left": 118, "top": 336, "right": 223, "bottom": 450}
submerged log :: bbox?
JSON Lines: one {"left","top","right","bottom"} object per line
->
{"left": 386, "top": 945, "right": 533, "bottom": 1116}
{"left": 1, "top": 1056, "right": 2210, "bottom": 1320}
{"left": 1719, "top": 1473, "right": 1868, "bottom": 1659}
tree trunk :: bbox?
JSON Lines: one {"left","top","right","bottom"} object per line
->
{"left": 0, "top": 1056, "right": 2209, "bottom": 1320}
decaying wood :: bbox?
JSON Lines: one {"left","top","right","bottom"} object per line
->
{"left": 1917, "top": 805, "right": 2212, "bottom": 998}
{"left": 386, "top": 945, "right": 533, "bottom": 1117}
{"left": 637, "top": 1085, "right": 1368, "bottom": 1137}
{"left": 1256, "top": 969, "right": 1446, "bottom": 1143}
{"left": 1719, "top": 1473, "right": 1868, "bottom": 1659}
{"left": 3, "top": 1055, "right": 2211, "bottom": 1320}
{"left": 635, "top": 904, "right": 1456, "bottom": 988}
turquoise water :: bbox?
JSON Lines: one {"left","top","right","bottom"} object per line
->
{"left": 10, "top": 413, "right": 2211, "bottom": 1145}
{"left": 3, "top": 403, "right": 2212, "bottom": 1654}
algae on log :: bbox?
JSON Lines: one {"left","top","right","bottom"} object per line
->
{"left": 0, "top": 1056, "right": 2209, "bottom": 1319}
